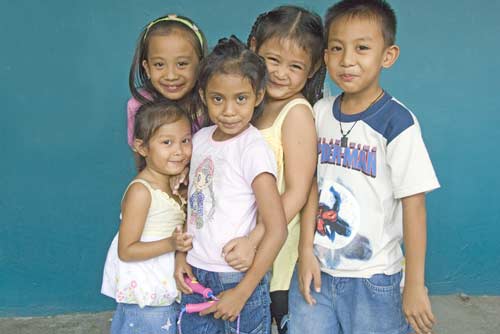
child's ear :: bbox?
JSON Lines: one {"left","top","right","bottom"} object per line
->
{"left": 198, "top": 89, "right": 207, "bottom": 105}
{"left": 134, "top": 138, "right": 148, "bottom": 157}
{"left": 142, "top": 60, "right": 151, "bottom": 79}
{"left": 382, "top": 45, "right": 400, "bottom": 69}
{"left": 249, "top": 37, "right": 257, "bottom": 52}
{"left": 254, "top": 88, "right": 265, "bottom": 106}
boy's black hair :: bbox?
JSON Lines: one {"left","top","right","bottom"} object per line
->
{"left": 247, "top": 5, "right": 326, "bottom": 105}
{"left": 129, "top": 14, "right": 208, "bottom": 130}
{"left": 134, "top": 101, "right": 189, "bottom": 171}
{"left": 197, "top": 36, "right": 268, "bottom": 121}
{"left": 325, "top": 0, "right": 397, "bottom": 46}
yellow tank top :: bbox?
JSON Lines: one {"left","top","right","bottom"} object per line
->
{"left": 259, "top": 98, "right": 313, "bottom": 291}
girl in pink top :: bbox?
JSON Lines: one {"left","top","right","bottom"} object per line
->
{"left": 127, "top": 14, "right": 209, "bottom": 147}
{"left": 175, "top": 36, "right": 288, "bottom": 334}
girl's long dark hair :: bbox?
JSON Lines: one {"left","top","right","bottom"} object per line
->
{"left": 128, "top": 14, "right": 208, "bottom": 130}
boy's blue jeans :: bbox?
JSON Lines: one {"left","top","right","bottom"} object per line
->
{"left": 179, "top": 266, "right": 271, "bottom": 334}
{"left": 288, "top": 268, "right": 412, "bottom": 334}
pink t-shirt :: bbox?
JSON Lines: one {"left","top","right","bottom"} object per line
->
{"left": 127, "top": 97, "right": 143, "bottom": 147}
{"left": 186, "top": 125, "right": 277, "bottom": 272}
{"left": 127, "top": 93, "right": 153, "bottom": 148}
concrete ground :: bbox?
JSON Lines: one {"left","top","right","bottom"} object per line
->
{"left": 1, "top": 295, "right": 499, "bottom": 334}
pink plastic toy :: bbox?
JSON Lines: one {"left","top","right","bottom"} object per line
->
{"left": 183, "top": 276, "right": 215, "bottom": 300}
{"left": 177, "top": 275, "right": 241, "bottom": 334}
{"left": 185, "top": 300, "right": 217, "bottom": 313}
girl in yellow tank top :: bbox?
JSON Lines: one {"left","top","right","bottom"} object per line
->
{"left": 222, "top": 6, "right": 326, "bottom": 333}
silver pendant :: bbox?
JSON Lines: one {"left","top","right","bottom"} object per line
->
{"left": 341, "top": 136, "right": 348, "bottom": 147}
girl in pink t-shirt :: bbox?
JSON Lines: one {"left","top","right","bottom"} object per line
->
{"left": 127, "top": 14, "right": 208, "bottom": 148}
{"left": 175, "top": 36, "right": 287, "bottom": 334}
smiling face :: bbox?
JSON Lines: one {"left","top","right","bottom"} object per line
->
{"left": 201, "top": 73, "right": 264, "bottom": 141}
{"left": 324, "top": 16, "right": 398, "bottom": 99}
{"left": 256, "top": 37, "right": 313, "bottom": 101}
{"left": 142, "top": 30, "right": 200, "bottom": 101}
{"left": 139, "top": 117, "right": 192, "bottom": 177}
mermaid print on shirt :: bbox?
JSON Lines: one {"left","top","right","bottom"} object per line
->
{"left": 189, "top": 157, "right": 215, "bottom": 229}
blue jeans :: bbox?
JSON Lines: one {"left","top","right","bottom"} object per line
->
{"left": 288, "top": 268, "right": 412, "bottom": 334}
{"left": 110, "top": 302, "right": 180, "bottom": 334}
{"left": 179, "top": 266, "right": 271, "bottom": 334}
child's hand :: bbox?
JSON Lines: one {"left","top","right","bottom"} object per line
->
{"left": 402, "top": 284, "right": 436, "bottom": 334}
{"left": 170, "top": 166, "right": 189, "bottom": 197}
{"left": 199, "top": 288, "right": 246, "bottom": 322}
{"left": 298, "top": 249, "right": 322, "bottom": 305}
{"left": 172, "top": 226, "right": 193, "bottom": 252}
{"left": 175, "top": 252, "right": 194, "bottom": 294}
{"left": 222, "top": 236, "right": 256, "bottom": 272}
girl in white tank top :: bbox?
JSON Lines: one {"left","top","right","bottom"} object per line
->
{"left": 101, "top": 102, "right": 193, "bottom": 334}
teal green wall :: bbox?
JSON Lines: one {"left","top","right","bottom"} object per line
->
{"left": 1, "top": 0, "right": 499, "bottom": 316}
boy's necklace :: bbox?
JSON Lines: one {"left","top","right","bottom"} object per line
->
{"left": 339, "top": 90, "right": 384, "bottom": 147}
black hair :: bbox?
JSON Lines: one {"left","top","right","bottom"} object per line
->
{"left": 128, "top": 14, "right": 208, "bottom": 130}
{"left": 197, "top": 36, "right": 268, "bottom": 121}
{"left": 247, "top": 5, "right": 326, "bottom": 105}
{"left": 134, "top": 101, "right": 190, "bottom": 171}
{"left": 324, "top": 0, "right": 397, "bottom": 46}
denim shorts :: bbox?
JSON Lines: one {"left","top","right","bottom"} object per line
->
{"left": 288, "top": 268, "right": 413, "bottom": 334}
{"left": 179, "top": 266, "right": 271, "bottom": 334}
{"left": 110, "top": 302, "right": 180, "bottom": 334}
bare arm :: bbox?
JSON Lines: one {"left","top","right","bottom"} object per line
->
{"left": 201, "top": 172, "right": 287, "bottom": 321}
{"left": 174, "top": 251, "right": 195, "bottom": 294}
{"left": 224, "top": 105, "right": 316, "bottom": 269}
{"left": 298, "top": 179, "right": 318, "bottom": 254}
{"left": 402, "top": 193, "right": 436, "bottom": 334}
{"left": 223, "top": 221, "right": 264, "bottom": 272}
{"left": 297, "top": 178, "right": 322, "bottom": 304}
{"left": 280, "top": 104, "right": 317, "bottom": 223}
{"left": 174, "top": 217, "right": 195, "bottom": 293}
{"left": 118, "top": 183, "right": 191, "bottom": 262}
{"left": 238, "top": 173, "right": 287, "bottom": 291}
